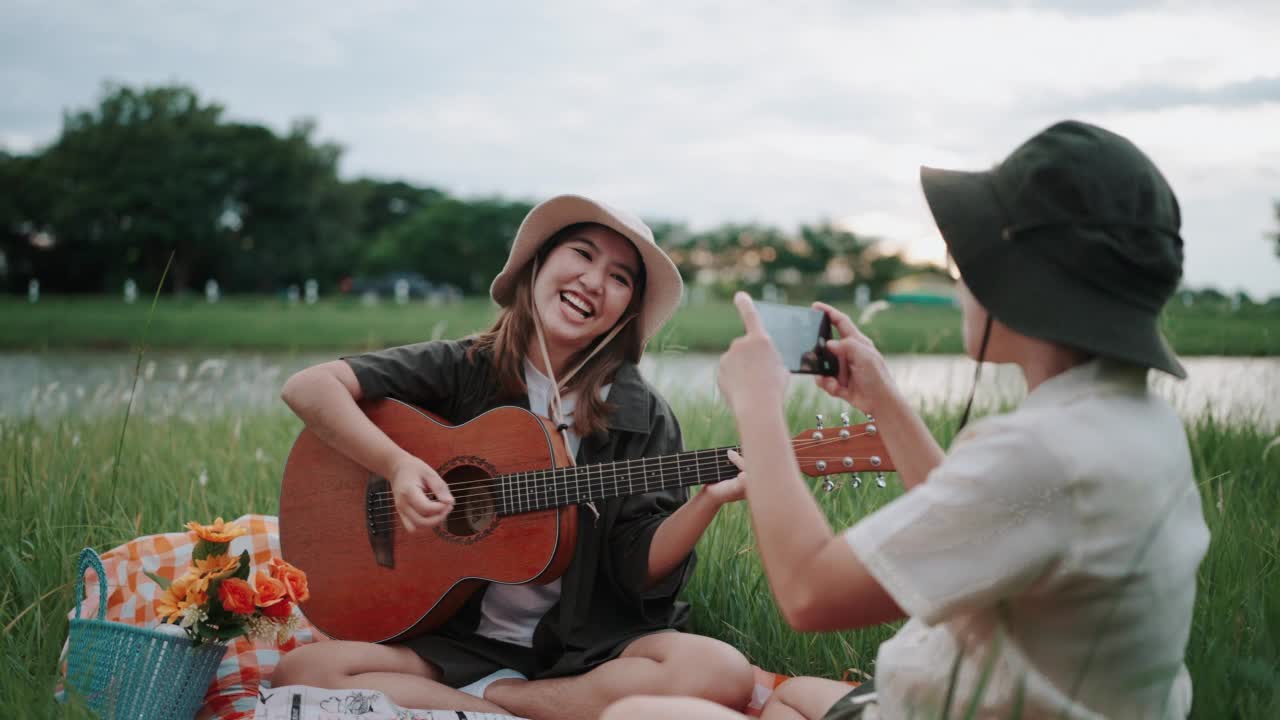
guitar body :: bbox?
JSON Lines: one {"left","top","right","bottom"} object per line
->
{"left": 279, "top": 400, "right": 576, "bottom": 643}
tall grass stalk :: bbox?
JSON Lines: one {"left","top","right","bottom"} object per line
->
{"left": 108, "top": 251, "right": 173, "bottom": 504}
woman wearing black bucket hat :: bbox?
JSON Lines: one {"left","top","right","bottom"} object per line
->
{"left": 604, "top": 121, "right": 1210, "bottom": 720}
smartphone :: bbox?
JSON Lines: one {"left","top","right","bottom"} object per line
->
{"left": 753, "top": 300, "right": 839, "bottom": 376}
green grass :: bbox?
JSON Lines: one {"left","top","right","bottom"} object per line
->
{"left": 3, "top": 296, "right": 1277, "bottom": 356}
{"left": 2, "top": 394, "right": 1277, "bottom": 717}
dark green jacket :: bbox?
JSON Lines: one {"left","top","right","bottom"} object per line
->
{"left": 343, "top": 338, "right": 693, "bottom": 677}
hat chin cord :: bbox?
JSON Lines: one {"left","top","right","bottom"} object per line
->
{"left": 528, "top": 257, "right": 635, "bottom": 521}
{"left": 957, "top": 313, "right": 993, "bottom": 433}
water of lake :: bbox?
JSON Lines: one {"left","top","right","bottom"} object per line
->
{"left": 2, "top": 351, "right": 1277, "bottom": 426}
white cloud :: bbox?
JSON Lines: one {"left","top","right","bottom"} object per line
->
{"left": 2, "top": 0, "right": 1279, "bottom": 295}
{"left": 0, "top": 131, "right": 39, "bottom": 154}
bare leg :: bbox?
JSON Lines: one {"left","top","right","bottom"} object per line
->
{"left": 271, "top": 640, "right": 511, "bottom": 713}
{"left": 762, "top": 677, "right": 858, "bottom": 720}
{"left": 602, "top": 696, "right": 747, "bottom": 720}
{"left": 485, "top": 632, "right": 754, "bottom": 720}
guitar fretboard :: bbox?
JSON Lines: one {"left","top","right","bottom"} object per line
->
{"left": 495, "top": 446, "right": 740, "bottom": 515}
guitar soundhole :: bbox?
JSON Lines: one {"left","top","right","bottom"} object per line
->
{"left": 441, "top": 464, "right": 496, "bottom": 538}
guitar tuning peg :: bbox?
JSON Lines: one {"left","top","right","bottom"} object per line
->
{"left": 850, "top": 474, "right": 863, "bottom": 489}
{"left": 875, "top": 472, "right": 887, "bottom": 489}
{"left": 823, "top": 478, "right": 836, "bottom": 493}
{"left": 815, "top": 414, "right": 825, "bottom": 429}
{"left": 865, "top": 412, "right": 875, "bottom": 422}
{"left": 840, "top": 412, "right": 850, "bottom": 427}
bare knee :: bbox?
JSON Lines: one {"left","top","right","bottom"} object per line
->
{"left": 604, "top": 695, "right": 744, "bottom": 720}
{"left": 271, "top": 640, "right": 436, "bottom": 689}
{"left": 272, "top": 643, "right": 339, "bottom": 687}
{"left": 774, "top": 677, "right": 822, "bottom": 704}
{"left": 662, "top": 637, "right": 754, "bottom": 709}
{"left": 602, "top": 696, "right": 663, "bottom": 720}
{"left": 765, "top": 677, "right": 854, "bottom": 720}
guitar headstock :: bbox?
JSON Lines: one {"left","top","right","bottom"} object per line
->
{"left": 790, "top": 413, "right": 895, "bottom": 491}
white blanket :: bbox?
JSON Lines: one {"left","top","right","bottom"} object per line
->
{"left": 255, "top": 685, "right": 526, "bottom": 720}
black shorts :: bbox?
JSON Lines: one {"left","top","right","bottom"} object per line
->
{"left": 403, "top": 630, "right": 672, "bottom": 688}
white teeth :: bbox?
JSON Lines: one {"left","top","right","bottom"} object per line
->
{"left": 560, "top": 292, "right": 593, "bottom": 317}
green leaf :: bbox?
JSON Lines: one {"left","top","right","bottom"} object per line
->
{"left": 206, "top": 579, "right": 230, "bottom": 614}
{"left": 143, "top": 570, "right": 172, "bottom": 589}
{"left": 192, "top": 539, "right": 230, "bottom": 561}
{"left": 232, "top": 550, "right": 252, "bottom": 581}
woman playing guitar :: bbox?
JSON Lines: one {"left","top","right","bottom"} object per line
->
{"left": 271, "top": 195, "right": 754, "bottom": 718}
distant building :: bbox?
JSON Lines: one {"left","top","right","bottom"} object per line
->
{"left": 886, "top": 274, "right": 957, "bottom": 305}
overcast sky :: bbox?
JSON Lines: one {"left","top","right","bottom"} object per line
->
{"left": 4, "top": 0, "right": 1279, "bottom": 296}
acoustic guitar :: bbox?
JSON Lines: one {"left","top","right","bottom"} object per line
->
{"left": 279, "top": 398, "right": 893, "bottom": 643}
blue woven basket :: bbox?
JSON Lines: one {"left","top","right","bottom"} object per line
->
{"left": 65, "top": 548, "right": 227, "bottom": 720}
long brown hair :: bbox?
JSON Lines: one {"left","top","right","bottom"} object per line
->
{"left": 468, "top": 223, "right": 647, "bottom": 436}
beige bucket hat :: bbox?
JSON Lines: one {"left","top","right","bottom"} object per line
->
{"left": 490, "top": 194, "right": 684, "bottom": 347}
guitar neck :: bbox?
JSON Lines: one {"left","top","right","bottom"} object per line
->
{"left": 494, "top": 446, "right": 739, "bottom": 516}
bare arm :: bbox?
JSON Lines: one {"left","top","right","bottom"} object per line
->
{"left": 282, "top": 360, "right": 397, "bottom": 479}
{"left": 281, "top": 360, "right": 454, "bottom": 529}
{"left": 811, "top": 302, "right": 944, "bottom": 491}
{"left": 717, "top": 294, "right": 906, "bottom": 631}
{"left": 644, "top": 482, "right": 741, "bottom": 586}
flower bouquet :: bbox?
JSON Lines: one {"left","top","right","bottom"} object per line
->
{"left": 66, "top": 518, "right": 310, "bottom": 719}
{"left": 150, "top": 517, "right": 309, "bottom": 645}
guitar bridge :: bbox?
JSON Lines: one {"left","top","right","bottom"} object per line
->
{"left": 366, "top": 475, "right": 395, "bottom": 568}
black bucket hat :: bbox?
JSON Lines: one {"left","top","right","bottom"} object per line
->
{"left": 921, "top": 120, "right": 1187, "bottom": 378}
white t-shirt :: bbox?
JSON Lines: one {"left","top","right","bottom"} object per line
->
{"left": 473, "top": 359, "right": 612, "bottom": 647}
{"left": 847, "top": 359, "right": 1209, "bottom": 719}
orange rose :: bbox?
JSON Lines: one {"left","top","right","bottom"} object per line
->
{"left": 186, "top": 517, "right": 247, "bottom": 544}
{"left": 269, "top": 558, "right": 310, "bottom": 603}
{"left": 260, "top": 597, "right": 293, "bottom": 620}
{"left": 253, "top": 570, "right": 288, "bottom": 608}
{"left": 218, "top": 577, "right": 256, "bottom": 615}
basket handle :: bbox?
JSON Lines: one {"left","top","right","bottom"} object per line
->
{"left": 74, "top": 547, "right": 108, "bottom": 621}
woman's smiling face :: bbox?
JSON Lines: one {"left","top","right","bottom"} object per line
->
{"left": 532, "top": 224, "right": 641, "bottom": 355}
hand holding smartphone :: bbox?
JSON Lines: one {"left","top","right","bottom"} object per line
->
{"left": 752, "top": 300, "right": 839, "bottom": 376}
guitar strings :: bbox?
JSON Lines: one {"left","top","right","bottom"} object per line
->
{"left": 363, "top": 431, "right": 879, "bottom": 508}
{"left": 365, "top": 451, "right": 893, "bottom": 519}
{"left": 364, "top": 430, "right": 878, "bottom": 501}
{"left": 363, "top": 452, "right": 887, "bottom": 531}
{"left": 364, "top": 432, "right": 885, "bottom": 517}
{"left": 364, "top": 452, "right": 745, "bottom": 522}
{"left": 364, "top": 462, "right": 746, "bottom": 530}
{"left": 363, "top": 434, "right": 891, "bottom": 523}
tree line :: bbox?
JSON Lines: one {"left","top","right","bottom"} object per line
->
{"left": 21, "top": 82, "right": 1226, "bottom": 301}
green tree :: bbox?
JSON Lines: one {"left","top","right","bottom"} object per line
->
{"left": 0, "top": 150, "right": 57, "bottom": 292}
{"left": 350, "top": 179, "right": 446, "bottom": 240}
{"left": 366, "top": 197, "right": 534, "bottom": 293}
{"left": 29, "top": 83, "right": 363, "bottom": 293}
{"left": 213, "top": 119, "right": 362, "bottom": 292}
{"left": 39, "top": 84, "right": 233, "bottom": 292}
{"left": 795, "top": 222, "right": 873, "bottom": 278}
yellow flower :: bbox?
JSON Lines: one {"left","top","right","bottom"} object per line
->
{"left": 188, "top": 555, "right": 241, "bottom": 594}
{"left": 156, "top": 574, "right": 197, "bottom": 623}
{"left": 185, "top": 517, "right": 247, "bottom": 544}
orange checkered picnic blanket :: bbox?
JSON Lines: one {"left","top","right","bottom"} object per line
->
{"left": 63, "top": 514, "right": 819, "bottom": 719}
{"left": 63, "top": 515, "right": 327, "bottom": 719}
